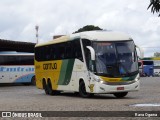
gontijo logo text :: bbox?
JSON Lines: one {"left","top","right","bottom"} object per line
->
{"left": 43, "top": 63, "right": 57, "bottom": 70}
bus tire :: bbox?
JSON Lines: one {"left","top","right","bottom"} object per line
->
{"left": 31, "top": 76, "right": 36, "bottom": 85}
{"left": 47, "top": 79, "right": 60, "bottom": 95}
{"left": 79, "top": 81, "right": 92, "bottom": 98}
{"left": 113, "top": 92, "right": 128, "bottom": 98}
{"left": 42, "top": 79, "right": 49, "bottom": 95}
{"left": 47, "top": 79, "right": 54, "bottom": 95}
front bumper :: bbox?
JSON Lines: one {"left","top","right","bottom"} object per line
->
{"left": 92, "top": 80, "right": 140, "bottom": 94}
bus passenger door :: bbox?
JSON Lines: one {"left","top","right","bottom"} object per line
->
{"left": 70, "top": 71, "right": 77, "bottom": 91}
{"left": 71, "top": 60, "right": 88, "bottom": 92}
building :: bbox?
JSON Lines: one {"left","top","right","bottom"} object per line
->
{"left": 0, "top": 39, "right": 35, "bottom": 52}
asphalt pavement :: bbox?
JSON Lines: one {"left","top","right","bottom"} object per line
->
{"left": 0, "top": 77, "right": 160, "bottom": 119}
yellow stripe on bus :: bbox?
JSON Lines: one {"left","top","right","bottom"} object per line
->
{"left": 100, "top": 76, "right": 122, "bottom": 82}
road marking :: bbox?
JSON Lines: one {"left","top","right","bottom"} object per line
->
{"left": 130, "top": 103, "right": 160, "bottom": 107}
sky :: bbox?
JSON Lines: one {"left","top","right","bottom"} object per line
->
{"left": 0, "top": 0, "right": 160, "bottom": 57}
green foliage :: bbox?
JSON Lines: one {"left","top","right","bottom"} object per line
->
{"left": 148, "top": 0, "right": 160, "bottom": 16}
{"left": 73, "top": 25, "right": 103, "bottom": 33}
{"left": 154, "top": 52, "right": 160, "bottom": 57}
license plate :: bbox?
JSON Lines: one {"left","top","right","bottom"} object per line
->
{"left": 117, "top": 87, "right": 124, "bottom": 90}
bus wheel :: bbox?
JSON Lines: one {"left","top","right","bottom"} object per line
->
{"left": 47, "top": 79, "right": 60, "bottom": 95}
{"left": 42, "top": 79, "right": 49, "bottom": 95}
{"left": 46, "top": 80, "right": 54, "bottom": 95}
{"left": 31, "top": 76, "right": 36, "bottom": 85}
{"left": 79, "top": 81, "right": 92, "bottom": 98}
{"left": 113, "top": 92, "right": 128, "bottom": 98}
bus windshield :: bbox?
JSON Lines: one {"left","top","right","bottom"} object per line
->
{"left": 93, "top": 41, "right": 138, "bottom": 77}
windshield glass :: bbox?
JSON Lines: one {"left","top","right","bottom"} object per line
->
{"left": 93, "top": 41, "right": 138, "bottom": 77}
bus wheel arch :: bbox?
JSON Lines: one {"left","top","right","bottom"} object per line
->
{"left": 79, "top": 79, "right": 84, "bottom": 85}
{"left": 47, "top": 78, "right": 60, "bottom": 95}
{"left": 79, "top": 79, "right": 92, "bottom": 98}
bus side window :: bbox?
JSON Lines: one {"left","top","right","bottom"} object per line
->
{"left": 74, "top": 40, "right": 83, "bottom": 61}
{"left": 0, "top": 56, "right": 5, "bottom": 65}
{"left": 54, "top": 45, "right": 59, "bottom": 60}
{"left": 82, "top": 39, "right": 92, "bottom": 69}
{"left": 41, "top": 47, "right": 45, "bottom": 61}
{"left": 65, "top": 42, "right": 72, "bottom": 59}
{"left": 60, "top": 43, "right": 65, "bottom": 59}
{"left": 46, "top": 46, "right": 50, "bottom": 60}
{"left": 50, "top": 45, "right": 53, "bottom": 60}
{"left": 35, "top": 47, "right": 40, "bottom": 61}
{"left": 54, "top": 43, "right": 65, "bottom": 60}
{"left": 17, "top": 56, "right": 33, "bottom": 65}
{"left": 70, "top": 41, "right": 76, "bottom": 59}
{"left": 54, "top": 44, "right": 59, "bottom": 60}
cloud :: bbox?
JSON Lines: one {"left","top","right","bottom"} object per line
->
{"left": 0, "top": 0, "right": 159, "bottom": 57}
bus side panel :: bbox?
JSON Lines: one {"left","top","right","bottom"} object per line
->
{"left": 0, "top": 65, "right": 34, "bottom": 84}
{"left": 35, "top": 60, "right": 63, "bottom": 90}
{"left": 35, "top": 58, "right": 90, "bottom": 92}
{"left": 53, "top": 59, "right": 75, "bottom": 91}
{"left": 70, "top": 59, "right": 90, "bottom": 92}
{"left": 13, "top": 65, "right": 34, "bottom": 83}
{"left": 57, "top": 59, "right": 77, "bottom": 91}
{"left": 14, "top": 73, "right": 34, "bottom": 83}
{"left": 0, "top": 71, "right": 10, "bottom": 83}
{"left": 57, "top": 59, "right": 90, "bottom": 92}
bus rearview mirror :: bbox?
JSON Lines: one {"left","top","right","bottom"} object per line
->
{"left": 136, "top": 45, "right": 144, "bottom": 59}
{"left": 86, "top": 46, "right": 95, "bottom": 61}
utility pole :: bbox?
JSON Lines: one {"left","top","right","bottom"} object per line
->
{"left": 35, "top": 25, "right": 39, "bottom": 44}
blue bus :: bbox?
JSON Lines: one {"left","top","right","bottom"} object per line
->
{"left": 0, "top": 52, "right": 35, "bottom": 85}
{"left": 141, "top": 57, "right": 160, "bottom": 77}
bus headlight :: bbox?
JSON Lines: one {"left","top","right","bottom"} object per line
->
{"left": 100, "top": 80, "right": 104, "bottom": 84}
{"left": 93, "top": 76, "right": 103, "bottom": 83}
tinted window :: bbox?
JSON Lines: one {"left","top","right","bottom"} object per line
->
{"left": 143, "top": 61, "right": 153, "bottom": 65}
{"left": 0, "top": 55, "right": 34, "bottom": 65}
{"left": 35, "top": 39, "right": 83, "bottom": 61}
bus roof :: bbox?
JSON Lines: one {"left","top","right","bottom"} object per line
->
{"left": 71, "top": 31, "right": 132, "bottom": 41}
{"left": 35, "top": 31, "right": 132, "bottom": 47}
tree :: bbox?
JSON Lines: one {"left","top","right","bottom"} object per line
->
{"left": 154, "top": 52, "right": 160, "bottom": 57}
{"left": 73, "top": 25, "right": 103, "bottom": 33}
{"left": 148, "top": 0, "right": 160, "bottom": 16}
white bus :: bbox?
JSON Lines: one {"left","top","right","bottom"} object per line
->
{"left": 0, "top": 52, "right": 35, "bottom": 85}
{"left": 35, "top": 31, "right": 143, "bottom": 98}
